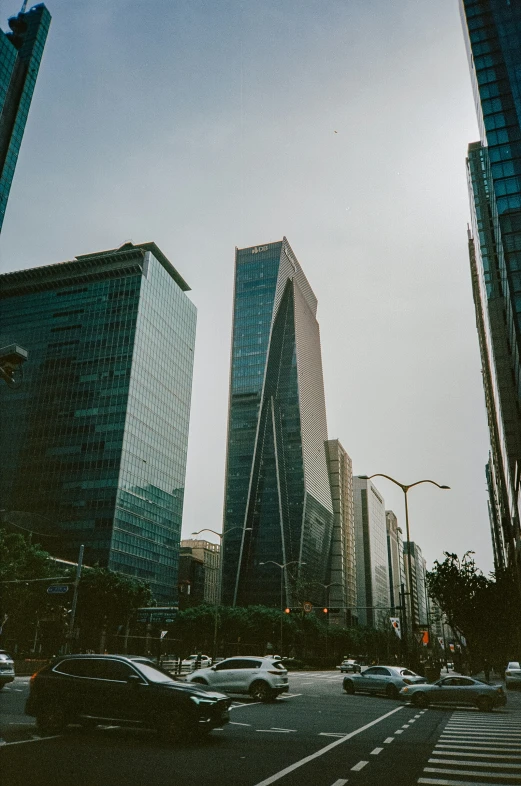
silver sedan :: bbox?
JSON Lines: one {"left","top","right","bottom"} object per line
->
{"left": 400, "top": 675, "right": 507, "bottom": 711}
{"left": 343, "top": 665, "right": 426, "bottom": 699}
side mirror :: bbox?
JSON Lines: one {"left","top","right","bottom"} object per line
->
{"left": 127, "top": 674, "right": 142, "bottom": 686}
{"left": 210, "top": 665, "right": 217, "bottom": 671}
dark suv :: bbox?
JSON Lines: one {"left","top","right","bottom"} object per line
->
{"left": 26, "top": 654, "right": 230, "bottom": 742}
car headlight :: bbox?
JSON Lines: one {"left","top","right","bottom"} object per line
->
{"left": 189, "top": 696, "right": 216, "bottom": 706}
{"left": 402, "top": 687, "right": 409, "bottom": 693}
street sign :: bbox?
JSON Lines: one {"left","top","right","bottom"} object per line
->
{"left": 302, "top": 601, "right": 313, "bottom": 613}
{"left": 47, "top": 585, "right": 69, "bottom": 594}
{"left": 137, "top": 606, "right": 178, "bottom": 624}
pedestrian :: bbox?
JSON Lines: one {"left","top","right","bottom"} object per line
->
{"left": 194, "top": 652, "right": 202, "bottom": 671}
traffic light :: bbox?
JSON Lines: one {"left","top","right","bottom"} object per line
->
{"left": 322, "top": 608, "right": 328, "bottom": 614}
{"left": 284, "top": 608, "right": 291, "bottom": 614}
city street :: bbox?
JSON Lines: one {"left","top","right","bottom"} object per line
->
{"left": 2, "top": 671, "right": 520, "bottom": 786}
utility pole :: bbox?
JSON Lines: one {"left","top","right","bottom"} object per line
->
{"left": 67, "top": 544, "right": 84, "bottom": 653}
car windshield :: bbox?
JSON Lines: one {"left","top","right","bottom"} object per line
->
{"left": 508, "top": 662, "right": 520, "bottom": 669}
{"left": 399, "top": 669, "right": 417, "bottom": 677}
{"left": 133, "top": 663, "right": 177, "bottom": 684}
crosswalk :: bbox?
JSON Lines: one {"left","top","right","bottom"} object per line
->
{"left": 418, "top": 709, "right": 521, "bottom": 785}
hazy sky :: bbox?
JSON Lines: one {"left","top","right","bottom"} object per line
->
{"left": 1, "top": 0, "right": 493, "bottom": 573}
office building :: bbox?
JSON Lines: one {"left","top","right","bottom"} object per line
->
{"left": 386, "top": 510, "right": 404, "bottom": 615}
{"left": 0, "top": 242, "right": 196, "bottom": 603}
{"left": 0, "top": 3, "right": 51, "bottom": 232}
{"left": 460, "top": 0, "right": 521, "bottom": 578}
{"left": 179, "top": 539, "right": 221, "bottom": 607}
{"left": 325, "top": 440, "right": 357, "bottom": 626}
{"left": 403, "top": 541, "right": 428, "bottom": 628}
{"left": 221, "top": 239, "right": 333, "bottom": 608}
{"left": 353, "top": 477, "right": 390, "bottom": 628}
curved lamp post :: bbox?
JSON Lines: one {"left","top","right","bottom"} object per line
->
{"left": 358, "top": 474, "right": 450, "bottom": 634}
{"left": 259, "top": 560, "right": 306, "bottom": 655}
{"left": 191, "top": 526, "right": 252, "bottom": 660}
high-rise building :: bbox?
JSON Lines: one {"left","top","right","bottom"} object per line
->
{"left": 325, "top": 439, "right": 357, "bottom": 626}
{"left": 385, "top": 510, "right": 404, "bottom": 614}
{"left": 460, "top": 0, "right": 521, "bottom": 579}
{"left": 221, "top": 239, "right": 333, "bottom": 608}
{"left": 0, "top": 242, "right": 196, "bottom": 603}
{"left": 179, "top": 539, "right": 221, "bottom": 606}
{"left": 0, "top": 3, "right": 51, "bottom": 232}
{"left": 353, "top": 476, "right": 390, "bottom": 628}
{"left": 403, "top": 541, "right": 428, "bottom": 628}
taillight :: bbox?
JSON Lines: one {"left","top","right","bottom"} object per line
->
{"left": 506, "top": 671, "right": 511, "bottom": 677}
{"left": 268, "top": 669, "right": 286, "bottom": 675}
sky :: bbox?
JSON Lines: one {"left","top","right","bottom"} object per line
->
{"left": 0, "top": 0, "right": 493, "bottom": 573}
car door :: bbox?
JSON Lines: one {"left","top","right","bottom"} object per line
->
{"left": 358, "top": 667, "right": 380, "bottom": 692}
{"left": 225, "top": 659, "right": 262, "bottom": 694}
{"left": 434, "top": 676, "right": 464, "bottom": 704}
{"left": 376, "top": 667, "right": 393, "bottom": 693}
{"left": 208, "top": 659, "right": 240, "bottom": 692}
{"left": 91, "top": 659, "right": 148, "bottom": 722}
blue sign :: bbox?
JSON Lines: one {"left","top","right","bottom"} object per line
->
{"left": 47, "top": 585, "right": 69, "bottom": 594}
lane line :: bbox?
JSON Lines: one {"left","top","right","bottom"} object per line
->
{"left": 230, "top": 722, "right": 252, "bottom": 726}
{"left": 419, "top": 780, "right": 506, "bottom": 786}
{"left": 394, "top": 729, "right": 404, "bottom": 734}
{"left": 230, "top": 702, "right": 261, "bottom": 710}
{"left": 429, "top": 757, "right": 521, "bottom": 769}
{"left": 433, "top": 746, "right": 521, "bottom": 761}
{"left": 370, "top": 747, "right": 383, "bottom": 755}
{"left": 383, "top": 737, "right": 394, "bottom": 743}
{"left": 251, "top": 705, "right": 403, "bottom": 786}
{"left": 402, "top": 724, "right": 410, "bottom": 728}
{"left": 436, "top": 745, "right": 521, "bottom": 754}
{"left": 330, "top": 780, "right": 348, "bottom": 786}
{"left": 424, "top": 767, "right": 521, "bottom": 780}
{"left": 1, "top": 735, "right": 63, "bottom": 746}
{"left": 351, "top": 761, "right": 368, "bottom": 772}
{"left": 256, "top": 730, "right": 295, "bottom": 734}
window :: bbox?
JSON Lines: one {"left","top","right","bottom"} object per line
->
{"left": 215, "top": 660, "right": 237, "bottom": 671}
{"left": 232, "top": 659, "right": 261, "bottom": 670}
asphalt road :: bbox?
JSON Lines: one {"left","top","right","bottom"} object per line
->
{"left": 1, "top": 672, "right": 520, "bottom": 786}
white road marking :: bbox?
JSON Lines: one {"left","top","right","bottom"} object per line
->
{"left": 251, "top": 705, "right": 403, "bottom": 786}
{"left": 2, "top": 735, "right": 63, "bottom": 746}
{"left": 419, "top": 780, "right": 505, "bottom": 786}
{"left": 424, "top": 767, "right": 521, "bottom": 780}
{"left": 394, "top": 729, "right": 404, "bottom": 734}
{"left": 370, "top": 747, "right": 383, "bottom": 755}
{"left": 434, "top": 742, "right": 519, "bottom": 753}
{"left": 429, "top": 757, "right": 521, "bottom": 769}
{"left": 351, "top": 761, "right": 368, "bottom": 772}
{"left": 414, "top": 714, "right": 421, "bottom": 718}
{"left": 402, "top": 724, "right": 410, "bottom": 728}
{"left": 429, "top": 751, "right": 521, "bottom": 770}
{"left": 270, "top": 727, "right": 297, "bottom": 732}
{"left": 230, "top": 722, "right": 252, "bottom": 726}
{"left": 409, "top": 718, "right": 416, "bottom": 723}
{"left": 256, "top": 729, "right": 295, "bottom": 733}
{"left": 319, "top": 733, "right": 346, "bottom": 738}
{"left": 280, "top": 693, "right": 302, "bottom": 698}
{"left": 230, "top": 702, "right": 261, "bottom": 710}
{"left": 330, "top": 780, "right": 348, "bottom": 786}
{"left": 383, "top": 737, "right": 394, "bottom": 743}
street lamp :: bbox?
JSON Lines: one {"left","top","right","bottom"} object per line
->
{"left": 358, "top": 473, "right": 450, "bottom": 635}
{"left": 259, "top": 560, "right": 306, "bottom": 655}
{"left": 191, "top": 526, "right": 252, "bottom": 660}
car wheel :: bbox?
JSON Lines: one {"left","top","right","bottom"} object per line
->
{"left": 412, "top": 693, "right": 429, "bottom": 708}
{"left": 343, "top": 680, "right": 355, "bottom": 695}
{"left": 250, "top": 680, "right": 275, "bottom": 702}
{"left": 36, "top": 706, "right": 69, "bottom": 734}
{"left": 477, "top": 696, "right": 493, "bottom": 712}
{"left": 386, "top": 684, "right": 399, "bottom": 700}
{"left": 191, "top": 677, "right": 208, "bottom": 685}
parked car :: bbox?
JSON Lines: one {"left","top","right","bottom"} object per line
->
{"left": 505, "top": 661, "right": 521, "bottom": 690}
{"left": 25, "top": 654, "right": 230, "bottom": 741}
{"left": 339, "top": 659, "right": 361, "bottom": 673}
{"left": 186, "top": 656, "right": 289, "bottom": 702}
{"left": 343, "top": 665, "right": 426, "bottom": 699}
{"left": 0, "top": 649, "right": 15, "bottom": 689}
{"left": 400, "top": 675, "right": 507, "bottom": 711}
{"left": 181, "top": 654, "right": 212, "bottom": 670}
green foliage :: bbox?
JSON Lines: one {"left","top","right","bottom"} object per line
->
{"left": 75, "top": 567, "right": 152, "bottom": 650}
{"left": 0, "top": 526, "right": 67, "bottom": 652}
{"left": 427, "top": 551, "right": 521, "bottom": 668}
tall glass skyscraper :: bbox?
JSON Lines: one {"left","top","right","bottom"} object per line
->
{"left": 353, "top": 477, "right": 390, "bottom": 629}
{"left": 460, "top": 0, "right": 521, "bottom": 577}
{"left": 0, "top": 3, "right": 51, "bottom": 232}
{"left": 221, "top": 239, "right": 333, "bottom": 608}
{"left": 0, "top": 243, "right": 196, "bottom": 603}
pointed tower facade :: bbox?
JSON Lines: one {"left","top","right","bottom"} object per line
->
{"left": 221, "top": 239, "right": 333, "bottom": 608}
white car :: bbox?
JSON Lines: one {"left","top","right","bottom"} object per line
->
{"left": 505, "top": 661, "right": 521, "bottom": 689}
{"left": 0, "top": 650, "right": 15, "bottom": 689}
{"left": 182, "top": 654, "right": 212, "bottom": 670}
{"left": 185, "top": 656, "right": 289, "bottom": 702}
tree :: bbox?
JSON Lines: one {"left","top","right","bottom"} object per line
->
{"left": 75, "top": 567, "right": 152, "bottom": 652}
{"left": 0, "top": 526, "right": 68, "bottom": 653}
{"left": 426, "top": 551, "right": 521, "bottom": 670}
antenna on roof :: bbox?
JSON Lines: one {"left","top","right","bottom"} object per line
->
{"left": 20, "top": 1, "right": 29, "bottom": 13}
